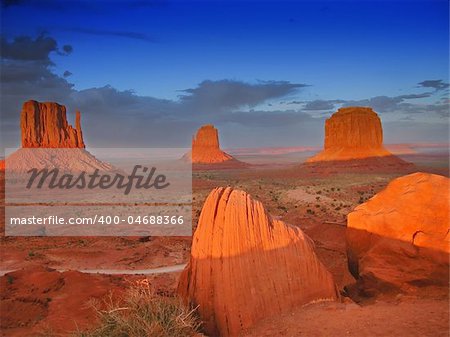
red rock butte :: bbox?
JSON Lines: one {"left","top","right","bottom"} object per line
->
{"left": 21, "top": 100, "right": 85, "bottom": 148}
{"left": 347, "top": 172, "right": 449, "bottom": 293}
{"left": 307, "top": 107, "right": 392, "bottom": 162}
{"left": 178, "top": 187, "right": 339, "bottom": 337}
{"left": 185, "top": 124, "right": 233, "bottom": 163}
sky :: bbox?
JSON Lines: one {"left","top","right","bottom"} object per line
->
{"left": 1, "top": 0, "right": 449, "bottom": 149}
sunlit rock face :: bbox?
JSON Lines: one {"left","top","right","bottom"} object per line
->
{"left": 307, "top": 107, "right": 392, "bottom": 162}
{"left": 178, "top": 187, "right": 339, "bottom": 337}
{"left": 21, "top": 100, "right": 85, "bottom": 148}
{"left": 5, "top": 100, "right": 110, "bottom": 172}
{"left": 347, "top": 172, "right": 450, "bottom": 295}
{"left": 184, "top": 124, "right": 233, "bottom": 164}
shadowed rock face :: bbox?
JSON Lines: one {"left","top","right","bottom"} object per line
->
{"left": 178, "top": 187, "right": 339, "bottom": 337}
{"left": 21, "top": 100, "right": 85, "bottom": 148}
{"left": 307, "top": 107, "right": 392, "bottom": 162}
{"left": 185, "top": 124, "right": 233, "bottom": 163}
{"left": 347, "top": 172, "right": 450, "bottom": 295}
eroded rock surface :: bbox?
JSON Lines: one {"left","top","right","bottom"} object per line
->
{"left": 178, "top": 187, "right": 339, "bottom": 337}
{"left": 21, "top": 100, "right": 85, "bottom": 148}
{"left": 307, "top": 107, "right": 392, "bottom": 162}
{"left": 347, "top": 172, "right": 450, "bottom": 295}
{"left": 185, "top": 124, "right": 233, "bottom": 163}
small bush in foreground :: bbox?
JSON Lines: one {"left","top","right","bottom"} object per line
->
{"left": 75, "top": 282, "right": 202, "bottom": 337}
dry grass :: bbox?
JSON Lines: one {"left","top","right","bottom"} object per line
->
{"left": 74, "top": 280, "right": 202, "bottom": 337}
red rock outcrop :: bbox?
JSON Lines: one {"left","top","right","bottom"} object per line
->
{"left": 347, "top": 172, "right": 449, "bottom": 295}
{"left": 184, "top": 124, "right": 233, "bottom": 163}
{"left": 178, "top": 187, "right": 339, "bottom": 337}
{"left": 21, "top": 100, "right": 85, "bottom": 148}
{"left": 307, "top": 107, "right": 392, "bottom": 162}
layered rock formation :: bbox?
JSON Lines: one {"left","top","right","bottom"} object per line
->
{"left": 21, "top": 100, "right": 85, "bottom": 148}
{"left": 347, "top": 172, "right": 449, "bottom": 295}
{"left": 184, "top": 124, "right": 234, "bottom": 163}
{"left": 5, "top": 100, "right": 112, "bottom": 172}
{"left": 178, "top": 187, "right": 339, "bottom": 337}
{"left": 307, "top": 107, "right": 392, "bottom": 162}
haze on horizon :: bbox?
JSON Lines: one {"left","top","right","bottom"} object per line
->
{"left": 0, "top": 0, "right": 448, "bottom": 150}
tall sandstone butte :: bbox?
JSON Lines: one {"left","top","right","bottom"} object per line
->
{"left": 21, "top": 100, "right": 85, "bottom": 148}
{"left": 178, "top": 187, "right": 339, "bottom": 337}
{"left": 186, "top": 124, "right": 233, "bottom": 163}
{"left": 307, "top": 107, "right": 392, "bottom": 162}
{"left": 347, "top": 172, "right": 449, "bottom": 294}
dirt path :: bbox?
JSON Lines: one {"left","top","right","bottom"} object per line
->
{"left": 0, "top": 263, "right": 187, "bottom": 276}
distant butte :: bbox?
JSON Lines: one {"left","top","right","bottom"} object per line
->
{"left": 307, "top": 107, "right": 392, "bottom": 162}
{"left": 3, "top": 100, "right": 111, "bottom": 172}
{"left": 184, "top": 124, "right": 234, "bottom": 164}
{"left": 21, "top": 100, "right": 85, "bottom": 148}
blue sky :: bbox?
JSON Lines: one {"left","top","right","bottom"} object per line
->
{"left": 1, "top": 0, "right": 449, "bottom": 148}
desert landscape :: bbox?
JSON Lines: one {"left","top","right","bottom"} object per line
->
{"left": 0, "top": 100, "right": 448, "bottom": 336}
{"left": 1, "top": 1, "right": 448, "bottom": 336}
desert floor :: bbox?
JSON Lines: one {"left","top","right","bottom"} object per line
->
{"left": 0, "top": 151, "right": 448, "bottom": 337}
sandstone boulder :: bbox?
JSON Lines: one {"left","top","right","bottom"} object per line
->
{"left": 307, "top": 107, "right": 392, "bottom": 162}
{"left": 184, "top": 124, "right": 233, "bottom": 164}
{"left": 347, "top": 172, "right": 449, "bottom": 295}
{"left": 21, "top": 100, "right": 85, "bottom": 148}
{"left": 178, "top": 187, "right": 339, "bottom": 337}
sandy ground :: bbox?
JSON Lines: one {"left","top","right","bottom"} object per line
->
{"left": 243, "top": 298, "right": 449, "bottom": 337}
{"left": 1, "top": 150, "right": 449, "bottom": 336}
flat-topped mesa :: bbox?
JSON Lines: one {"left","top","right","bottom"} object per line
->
{"left": 21, "top": 100, "right": 85, "bottom": 148}
{"left": 307, "top": 107, "right": 392, "bottom": 162}
{"left": 178, "top": 187, "right": 339, "bottom": 337}
{"left": 186, "top": 124, "right": 234, "bottom": 163}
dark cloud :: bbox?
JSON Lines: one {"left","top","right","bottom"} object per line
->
{"left": 62, "top": 45, "right": 73, "bottom": 54}
{"left": 418, "top": 80, "right": 449, "bottom": 91}
{"left": 303, "top": 99, "right": 345, "bottom": 111}
{"left": 59, "top": 27, "right": 157, "bottom": 42}
{"left": 1, "top": 33, "right": 448, "bottom": 148}
{"left": 217, "top": 110, "right": 315, "bottom": 127}
{"left": 0, "top": 0, "right": 98, "bottom": 11}
{"left": 397, "top": 92, "right": 433, "bottom": 99}
{"left": 1, "top": 0, "right": 23, "bottom": 8}
{"left": 342, "top": 91, "right": 435, "bottom": 114}
{"left": 343, "top": 96, "right": 404, "bottom": 112}
{"left": 179, "top": 80, "right": 307, "bottom": 114}
{"left": 0, "top": 34, "right": 71, "bottom": 61}
{"left": 1, "top": 34, "right": 310, "bottom": 148}
{"left": 403, "top": 102, "right": 449, "bottom": 117}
